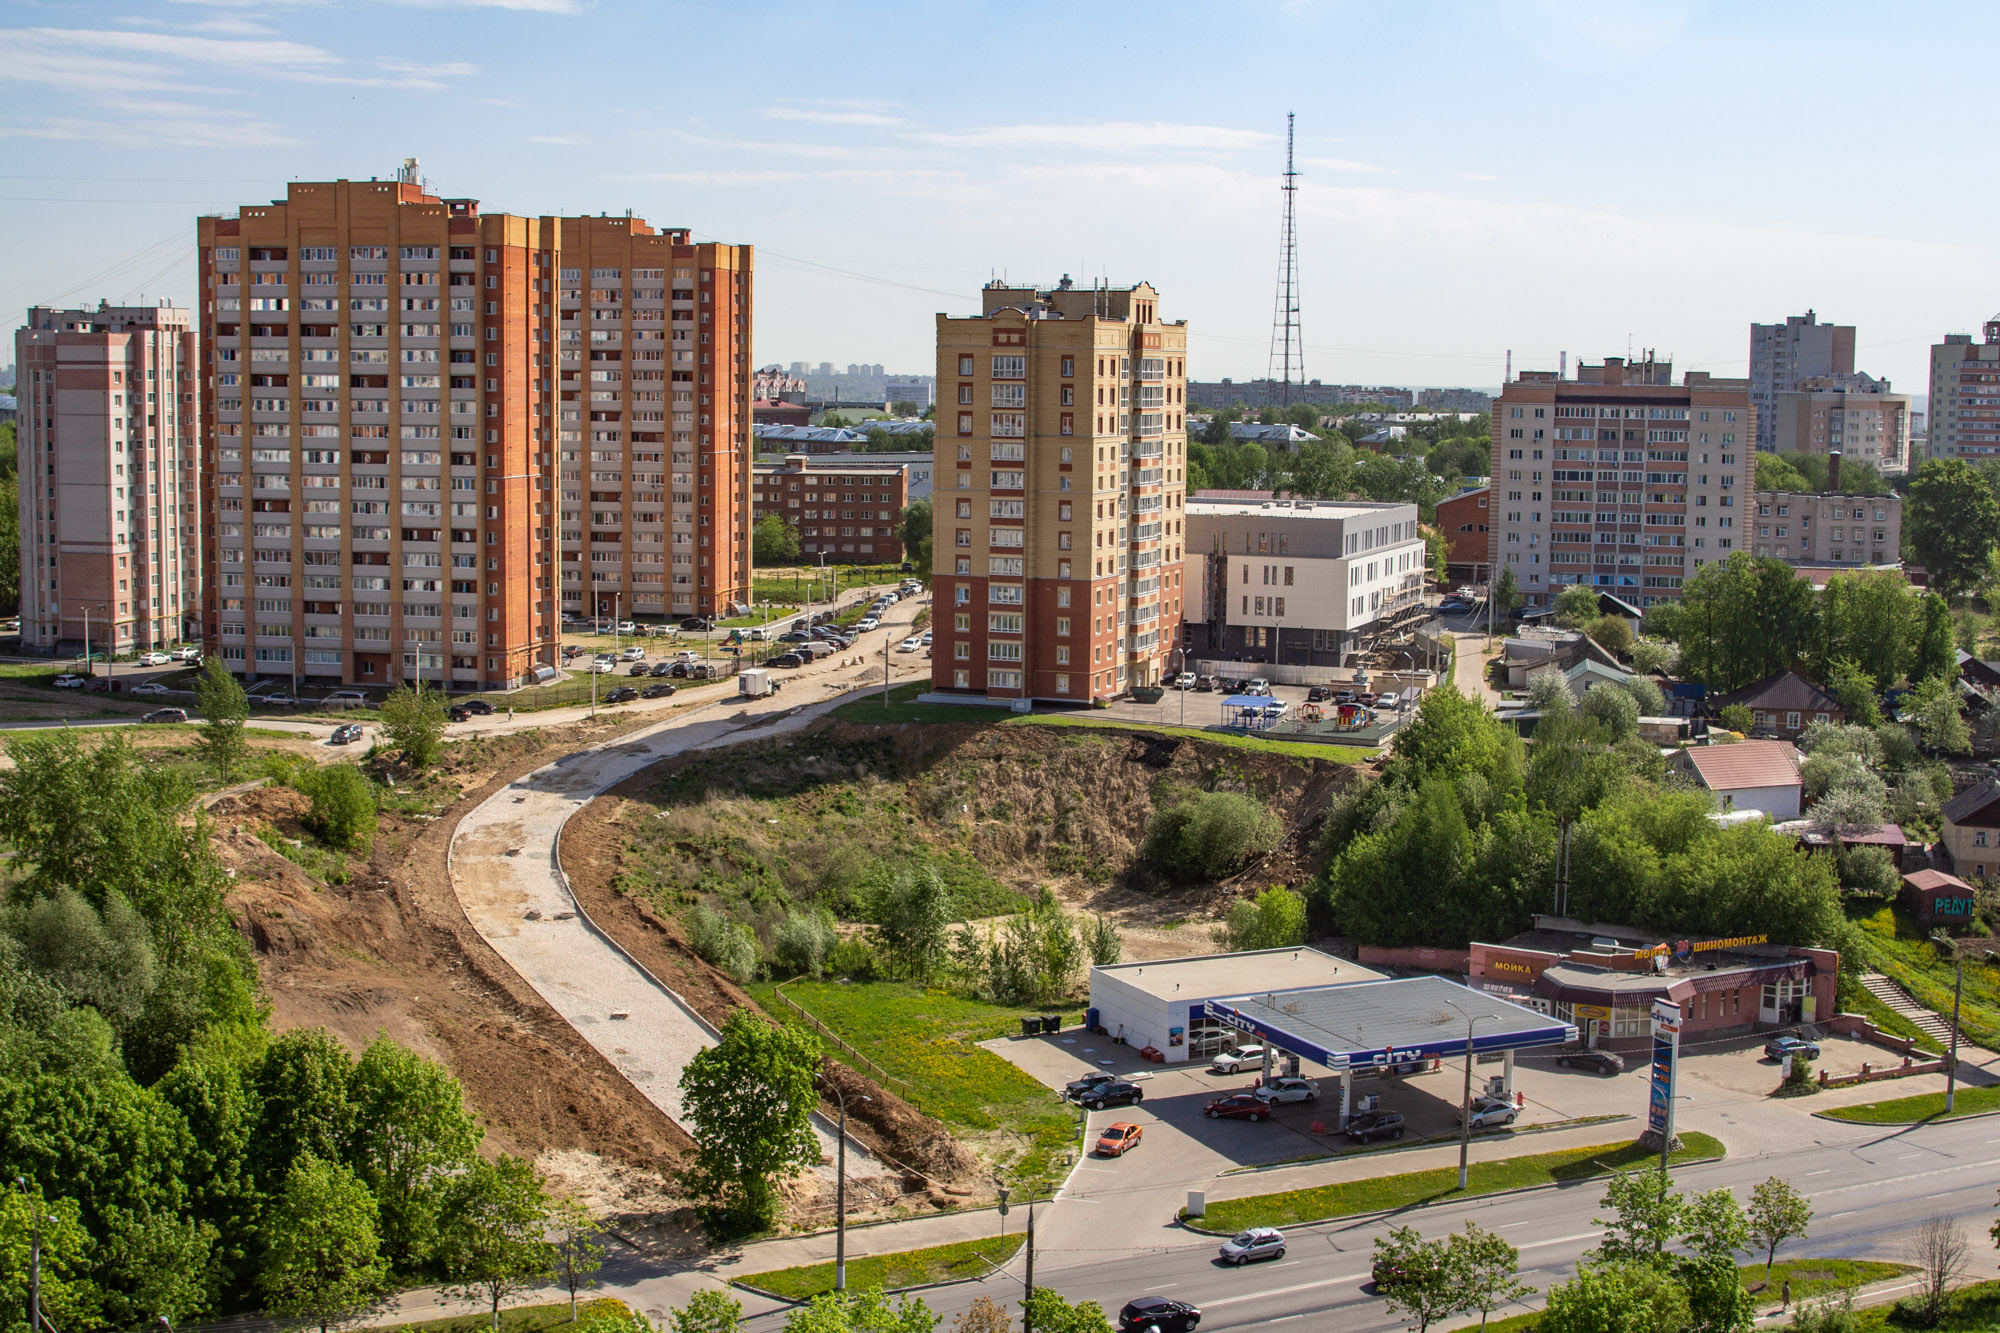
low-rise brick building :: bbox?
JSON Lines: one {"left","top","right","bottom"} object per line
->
{"left": 1435, "top": 486, "right": 1490, "bottom": 583}
{"left": 751, "top": 453, "right": 908, "bottom": 563}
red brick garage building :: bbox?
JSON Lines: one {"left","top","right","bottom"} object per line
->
{"left": 1436, "top": 487, "right": 1490, "bottom": 584}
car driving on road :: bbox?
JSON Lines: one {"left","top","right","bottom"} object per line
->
{"left": 1344, "top": 1110, "right": 1406, "bottom": 1143}
{"left": 1118, "top": 1297, "right": 1199, "bottom": 1332}
{"left": 641, "top": 682, "right": 677, "bottom": 699}
{"left": 137, "top": 651, "right": 171, "bottom": 667}
{"left": 141, "top": 707, "right": 187, "bottom": 724}
{"left": 1558, "top": 1050, "right": 1625, "bottom": 1076}
{"left": 128, "top": 681, "right": 172, "bottom": 696}
{"left": 604, "top": 687, "right": 639, "bottom": 703}
{"left": 1093, "top": 1122, "right": 1143, "bottom": 1157}
{"left": 1217, "top": 1227, "right": 1286, "bottom": 1265}
{"left": 330, "top": 724, "right": 364, "bottom": 745}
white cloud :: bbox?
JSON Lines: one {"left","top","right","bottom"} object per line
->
{"left": 763, "top": 107, "right": 906, "bottom": 127}
{"left": 0, "top": 97, "right": 293, "bottom": 147}
{"left": 912, "top": 120, "right": 1275, "bottom": 153}
{"left": 1301, "top": 156, "right": 1386, "bottom": 173}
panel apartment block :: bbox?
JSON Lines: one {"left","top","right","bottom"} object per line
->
{"left": 752, "top": 452, "right": 909, "bottom": 563}
{"left": 1489, "top": 357, "right": 1753, "bottom": 608}
{"left": 1927, "top": 318, "right": 2000, "bottom": 462}
{"left": 930, "top": 280, "right": 1188, "bottom": 703}
{"left": 16, "top": 302, "right": 200, "bottom": 655}
{"left": 1768, "top": 374, "right": 1908, "bottom": 474}
{"left": 1750, "top": 485, "right": 1901, "bottom": 567}
{"left": 197, "top": 171, "right": 751, "bottom": 690}
{"left": 1748, "top": 311, "right": 1853, "bottom": 453}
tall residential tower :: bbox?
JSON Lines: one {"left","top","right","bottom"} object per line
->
{"left": 930, "top": 280, "right": 1188, "bottom": 703}
{"left": 1927, "top": 317, "right": 2000, "bottom": 462}
{"left": 15, "top": 302, "right": 200, "bottom": 655}
{"left": 1748, "top": 312, "right": 1853, "bottom": 453}
{"left": 196, "top": 169, "right": 751, "bottom": 690}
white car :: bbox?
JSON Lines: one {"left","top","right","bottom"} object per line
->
{"left": 169, "top": 646, "right": 202, "bottom": 662}
{"left": 1218, "top": 1227, "right": 1287, "bottom": 1266}
{"left": 1210, "top": 1045, "right": 1266, "bottom": 1075}
{"left": 856, "top": 617, "right": 880, "bottom": 632}
{"left": 262, "top": 693, "right": 298, "bottom": 706}
{"left": 616, "top": 621, "right": 638, "bottom": 635}
{"left": 878, "top": 592, "right": 899, "bottom": 605}
{"left": 587, "top": 660, "right": 616, "bottom": 674}
{"left": 897, "top": 637, "right": 923, "bottom": 653}
{"left": 129, "top": 681, "right": 172, "bottom": 696}
{"left": 1252, "top": 1077, "right": 1320, "bottom": 1104}
{"left": 1461, "top": 1097, "right": 1518, "bottom": 1129}
{"left": 620, "top": 645, "right": 646, "bottom": 661}
{"left": 136, "top": 652, "right": 171, "bottom": 667}
{"left": 1172, "top": 672, "right": 1197, "bottom": 689}
{"left": 919, "top": 631, "right": 933, "bottom": 645}
{"left": 53, "top": 673, "right": 86, "bottom": 689}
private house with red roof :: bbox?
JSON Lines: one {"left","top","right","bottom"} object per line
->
{"left": 1901, "top": 869, "right": 1978, "bottom": 926}
{"left": 1707, "top": 670, "right": 1844, "bottom": 740}
{"left": 1670, "top": 740, "right": 1803, "bottom": 819}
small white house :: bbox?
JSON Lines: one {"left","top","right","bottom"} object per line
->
{"left": 1671, "top": 740, "right": 1803, "bottom": 819}
{"left": 1086, "top": 948, "right": 1380, "bottom": 1063}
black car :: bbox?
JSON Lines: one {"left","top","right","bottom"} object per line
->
{"left": 458, "top": 699, "right": 496, "bottom": 715}
{"left": 1063, "top": 1071, "right": 1121, "bottom": 1102}
{"left": 1080, "top": 1080, "right": 1144, "bottom": 1111}
{"left": 605, "top": 687, "right": 639, "bottom": 703}
{"left": 680, "top": 616, "right": 715, "bottom": 632}
{"left": 769, "top": 653, "right": 805, "bottom": 669}
{"left": 330, "top": 723, "right": 364, "bottom": 744}
{"left": 1119, "top": 1297, "right": 1199, "bottom": 1333}
{"left": 641, "top": 682, "right": 677, "bottom": 699}
{"left": 1306, "top": 685, "right": 1332, "bottom": 703}
{"left": 448, "top": 705, "right": 472, "bottom": 722}
{"left": 1559, "top": 1050, "right": 1626, "bottom": 1076}
{"left": 649, "top": 661, "right": 677, "bottom": 676}
{"left": 1344, "top": 1110, "right": 1406, "bottom": 1143}
{"left": 627, "top": 662, "right": 651, "bottom": 676}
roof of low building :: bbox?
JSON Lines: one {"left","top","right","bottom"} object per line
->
{"left": 1941, "top": 776, "right": 2000, "bottom": 829}
{"left": 1091, "top": 947, "right": 1379, "bottom": 1004}
{"left": 1676, "top": 739, "right": 1801, "bottom": 791}
{"left": 1709, "top": 670, "right": 1844, "bottom": 717}
{"left": 1904, "top": 868, "right": 1974, "bottom": 893}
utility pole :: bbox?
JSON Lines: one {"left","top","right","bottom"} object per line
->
{"left": 1022, "top": 1194, "right": 1037, "bottom": 1333}
{"left": 1445, "top": 1002, "right": 1494, "bottom": 1191}
{"left": 828, "top": 1082, "right": 871, "bottom": 1291}
{"left": 1938, "top": 933, "right": 1964, "bottom": 1113}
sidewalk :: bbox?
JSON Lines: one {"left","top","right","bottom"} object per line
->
{"left": 1449, "top": 631, "right": 1504, "bottom": 708}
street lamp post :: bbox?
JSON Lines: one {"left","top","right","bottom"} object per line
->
{"left": 1934, "top": 932, "right": 1965, "bottom": 1113}
{"left": 1445, "top": 1000, "right": 1497, "bottom": 1191}
{"left": 824, "top": 1080, "right": 872, "bottom": 1292}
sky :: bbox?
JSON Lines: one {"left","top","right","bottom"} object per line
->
{"left": 0, "top": 0, "right": 1992, "bottom": 395}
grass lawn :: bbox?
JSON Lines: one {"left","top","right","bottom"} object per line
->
{"left": 1449, "top": 1259, "right": 1913, "bottom": 1333}
{"left": 1838, "top": 974, "right": 1945, "bottom": 1055}
{"left": 749, "top": 978, "right": 1079, "bottom": 1189}
{"left": 1818, "top": 1081, "right": 2000, "bottom": 1124}
{"left": 735, "top": 1234, "right": 1023, "bottom": 1300}
{"left": 1849, "top": 905, "right": 2000, "bottom": 1051}
{"left": 1191, "top": 1132, "right": 1726, "bottom": 1232}
{"left": 360, "top": 1300, "right": 619, "bottom": 1333}
{"left": 1851, "top": 1279, "right": 2000, "bottom": 1330}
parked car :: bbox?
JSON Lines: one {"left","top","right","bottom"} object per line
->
{"left": 53, "top": 674, "right": 85, "bottom": 689}
{"left": 679, "top": 616, "right": 714, "bottom": 632}
{"left": 141, "top": 707, "right": 187, "bottom": 724}
{"left": 769, "top": 653, "right": 805, "bottom": 669}
{"left": 330, "top": 724, "right": 364, "bottom": 745}
{"left": 856, "top": 617, "right": 880, "bottom": 632}
{"left": 1558, "top": 1050, "right": 1625, "bottom": 1076}
{"left": 897, "top": 637, "right": 923, "bottom": 653}
{"left": 641, "top": 661, "right": 673, "bottom": 677}
{"left": 1209, "top": 1045, "right": 1266, "bottom": 1075}
{"left": 605, "top": 687, "right": 639, "bottom": 703}
{"left": 1217, "top": 1227, "right": 1286, "bottom": 1266}
{"left": 616, "top": 621, "right": 638, "bottom": 636}
{"left": 1063, "top": 1071, "right": 1121, "bottom": 1101}
{"left": 1764, "top": 1035, "right": 1821, "bottom": 1062}
{"left": 448, "top": 705, "right": 476, "bottom": 722}
{"left": 1244, "top": 678, "right": 1272, "bottom": 695}
{"left": 136, "top": 651, "right": 171, "bottom": 667}
{"left": 1344, "top": 1110, "right": 1406, "bottom": 1143}
{"left": 686, "top": 663, "right": 715, "bottom": 680}
{"left": 1203, "top": 1093, "right": 1271, "bottom": 1122}
{"left": 1172, "top": 672, "right": 1197, "bottom": 689}
{"left": 128, "top": 681, "right": 172, "bottom": 696}
{"left": 619, "top": 644, "right": 646, "bottom": 661}
{"left": 326, "top": 689, "right": 367, "bottom": 703}
{"left": 1305, "top": 685, "right": 1332, "bottom": 703}
{"left": 627, "top": 662, "right": 651, "bottom": 676}
{"left": 562, "top": 645, "right": 588, "bottom": 659}
{"left": 1118, "top": 1297, "right": 1199, "bottom": 1333}
{"left": 1253, "top": 1077, "right": 1320, "bottom": 1105}
{"left": 587, "top": 659, "right": 615, "bottom": 674}
{"left": 1193, "top": 675, "right": 1218, "bottom": 692}
{"left": 1081, "top": 1080, "right": 1144, "bottom": 1111}
{"left": 1334, "top": 688, "right": 1356, "bottom": 704}
{"left": 641, "top": 682, "right": 678, "bottom": 699}
{"left": 262, "top": 693, "right": 298, "bottom": 706}
{"left": 169, "top": 646, "right": 202, "bottom": 662}
{"left": 1094, "top": 1122, "right": 1143, "bottom": 1157}
{"left": 1461, "top": 1097, "right": 1518, "bottom": 1129}
{"left": 778, "top": 631, "right": 811, "bottom": 643}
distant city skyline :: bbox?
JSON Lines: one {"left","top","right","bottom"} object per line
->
{"left": 0, "top": 2, "right": 1993, "bottom": 392}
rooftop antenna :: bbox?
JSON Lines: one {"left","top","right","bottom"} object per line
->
{"left": 1505, "top": 349, "right": 1512, "bottom": 383}
{"left": 1266, "top": 112, "right": 1304, "bottom": 406}
{"left": 1559, "top": 350, "right": 1566, "bottom": 380}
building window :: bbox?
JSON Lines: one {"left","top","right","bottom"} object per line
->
{"left": 957, "top": 413, "right": 973, "bottom": 436}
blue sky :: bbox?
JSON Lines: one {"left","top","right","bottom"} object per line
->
{"left": 0, "top": 0, "right": 1989, "bottom": 394}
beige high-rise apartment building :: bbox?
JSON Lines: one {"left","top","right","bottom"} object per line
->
{"left": 1768, "top": 373, "right": 1907, "bottom": 474}
{"left": 930, "top": 280, "right": 1189, "bottom": 702}
{"left": 1488, "top": 357, "right": 1752, "bottom": 608}
{"left": 1927, "top": 317, "right": 2000, "bottom": 463}
{"left": 1748, "top": 311, "right": 1854, "bottom": 453}
{"left": 196, "top": 166, "right": 751, "bottom": 691}
{"left": 15, "top": 301, "right": 200, "bottom": 655}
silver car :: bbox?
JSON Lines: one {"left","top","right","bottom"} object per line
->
{"left": 1210, "top": 1045, "right": 1266, "bottom": 1074}
{"left": 1218, "top": 1227, "right": 1286, "bottom": 1266}
{"left": 1252, "top": 1077, "right": 1320, "bottom": 1104}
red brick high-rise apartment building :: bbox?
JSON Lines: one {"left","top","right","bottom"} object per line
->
{"left": 196, "top": 166, "right": 751, "bottom": 690}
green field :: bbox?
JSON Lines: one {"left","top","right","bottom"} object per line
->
{"left": 1190, "top": 1132, "right": 1726, "bottom": 1232}
{"left": 749, "top": 979, "right": 1079, "bottom": 1189}
{"left": 1819, "top": 1082, "right": 2000, "bottom": 1124}
{"left": 735, "top": 1234, "right": 1023, "bottom": 1300}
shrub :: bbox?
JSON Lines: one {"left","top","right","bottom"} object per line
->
{"left": 1630, "top": 639, "right": 1680, "bottom": 677}
{"left": 771, "top": 909, "right": 836, "bottom": 979}
{"left": 1580, "top": 683, "right": 1639, "bottom": 741}
{"left": 1840, "top": 845, "right": 1900, "bottom": 900}
{"left": 1526, "top": 666, "right": 1575, "bottom": 715}
{"left": 1217, "top": 887, "right": 1308, "bottom": 952}
{"left": 296, "top": 762, "right": 379, "bottom": 853}
{"left": 1621, "top": 673, "right": 1666, "bottom": 716}
{"left": 825, "top": 935, "right": 878, "bottom": 980}
{"left": 1085, "top": 914, "right": 1121, "bottom": 966}
{"left": 1585, "top": 614, "right": 1634, "bottom": 658}
{"left": 1143, "top": 791, "right": 1280, "bottom": 883}
{"left": 1717, "top": 704, "right": 1756, "bottom": 734}
{"left": 686, "top": 903, "right": 759, "bottom": 983}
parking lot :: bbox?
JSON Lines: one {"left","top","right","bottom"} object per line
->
{"left": 1091, "top": 679, "right": 1416, "bottom": 740}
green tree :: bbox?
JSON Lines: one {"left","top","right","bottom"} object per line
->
{"left": 1493, "top": 567, "right": 1522, "bottom": 617}
{"left": 754, "top": 514, "right": 802, "bottom": 566}
{"left": 1420, "top": 524, "right": 1449, "bottom": 584}
{"left": 1717, "top": 704, "right": 1756, "bottom": 734}
{"left": 1454, "top": 1221, "right": 1534, "bottom": 1330}
{"left": 1913, "top": 593, "right": 1956, "bottom": 686}
{"left": 671, "top": 1289, "right": 746, "bottom": 1333}
{"left": 437, "top": 1155, "right": 556, "bottom": 1333}
{"left": 1675, "top": 554, "right": 1819, "bottom": 692}
{"left": 297, "top": 763, "right": 379, "bottom": 854}
{"left": 1748, "top": 1177, "right": 1813, "bottom": 1278}
{"left": 1586, "top": 614, "right": 1634, "bottom": 658}
{"left": 550, "top": 1197, "right": 604, "bottom": 1322}
{"left": 1143, "top": 791, "right": 1280, "bottom": 883}
{"left": 252, "top": 1027, "right": 357, "bottom": 1191}
{"left": 773, "top": 907, "right": 838, "bottom": 979}
{"left": 900, "top": 498, "right": 932, "bottom": 566}
{"left": 1906, "top": 457, "right": 2000, "bottom": 599}
{"left": 347, "top": 1034, "right": 481, "bottom": 1272}
{"left": 1755, "top": 453, "right": 1813, "bottom": 493}
{"left": 1580, "top": 684, "right": 1640, "bottom": 741}
{"left": 1526, "top": 667, "right": 1576, "bottom": 716}
{"left": 686, "top": 904, "right": 759, "bottom": 983}
{"left": 378, "top": 682, "right": 449, "bottom": 770}
{"left": 1630, "top": 640, "right": 1679, "bottom": 677}
{"left": 784, "top": 1287, "right": 940, "bottom": 1333}
{"left": 1538, "top": 1261, "right": 1691, "bottom": 1333}
{"left": 1909, "top": 674, "right": 1970, "bottom": 755}
{"left": 1372, "top": 1225, "right": 1477, "bottom": 1333}
{"left": 873, "top": 864, "right": 956, "bottom": 983}
{"left": 1553, "top": 584, "right": 1600, "bottom": 629}
{"left": 195, "top": 656, "right": 251, "bottom": 782}
{"left": 1823, "top": 657, "right": 1881, "bottom": 727}
{"left": 1593, "top": 1167, "right": 1685, "bottom": 1263}
{"left": 0, "top": 1185, "right": 102, "bottom": 1333}
{"left": 678, "top": 1009, "right": 821, "bottom": 1234}
{"left": 1218, "top": 886, "right": 1308, "bottom": 952}
{"left": 258, "top": 1155, "right": 391, "bottom": 1333}
{"left": 10, "top": 888, "right": 157, "bottom": 1032}
{"left": 1015, "top": 1290, "right": 1107, "bottom": 1333}
{"left": 0, "top": 472, "right": 18, "bottom": 617}
{"left": 155, "top": 1023, "right": 267, "bottom": 1297}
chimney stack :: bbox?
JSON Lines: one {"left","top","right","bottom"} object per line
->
{"left": 1828, "top": 449, "right": 1843, "bottom": 493}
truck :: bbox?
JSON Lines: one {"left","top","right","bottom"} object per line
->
{"left": 738, "top": 668, "right": 777, "bottom": 699}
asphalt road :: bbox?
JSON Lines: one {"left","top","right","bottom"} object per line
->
{"left": 735, "top": 1112, "right": 2000, "bottom": 1331}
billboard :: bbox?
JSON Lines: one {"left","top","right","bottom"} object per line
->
{"left": 1648, "top": 999, "right": 1681, "bottom": 1139}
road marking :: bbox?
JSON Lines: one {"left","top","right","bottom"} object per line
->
{"left": 1804, "top": 1169, "right": 1830, "bottom": 1176}
{"left": 1829, "top": 1210, "right": 1856, "bottom": 1219}
{"left": 1201, "top": 1274, "right": 1371, "bottom": 1308}
{"left": 1516, "top": 1231, "right": 1603, "bottom": 1251}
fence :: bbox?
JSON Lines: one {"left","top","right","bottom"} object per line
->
{"left": 770, "top": 981, "right": 919, "bottom": 1097}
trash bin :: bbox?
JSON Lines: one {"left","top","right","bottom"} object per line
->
{"left": 1020, "top": 1017, "right": 1040, "bottom": 1038}
{"left": 1042, "top": 1015, "right": 1062, "bottom": 1034}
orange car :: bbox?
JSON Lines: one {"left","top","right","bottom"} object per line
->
{"left": 1095, "top": 1122, "right": 1143, "bottom": 1157}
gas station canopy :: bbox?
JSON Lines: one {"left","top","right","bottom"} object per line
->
{"left": 1204, "top": 975, "right": 1578, "bottom": 1072}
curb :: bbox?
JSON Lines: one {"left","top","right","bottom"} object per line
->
{"left": 1811, "top": 1103, "right": 2000, "bottom": 1126}
{"left": 1176, "top": 1148, "right": 1729, "bottom": 1235}
{"left": 1213, "top": 1113, "right": 1634, "bottom": 1178}
{"left": 727, "top": 1236, "right": 1028, "bottom": 1307}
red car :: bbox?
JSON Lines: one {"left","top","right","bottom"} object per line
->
{"left": 1203, "top": 1093, "right": 1271, "bottom": 1122}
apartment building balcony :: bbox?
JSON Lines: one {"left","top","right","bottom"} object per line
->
{"left": 1130, "top": 521, "right": 1163, "bottom": 545}
{"left": 1129, "top": 630, "right": 1159, "bottom": 653}
{"left": 1132, "top": 467, "right": 1163, "bottom": 488}
{"left": 1130, "top": 439, "right": 1163, "bottom": 459}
